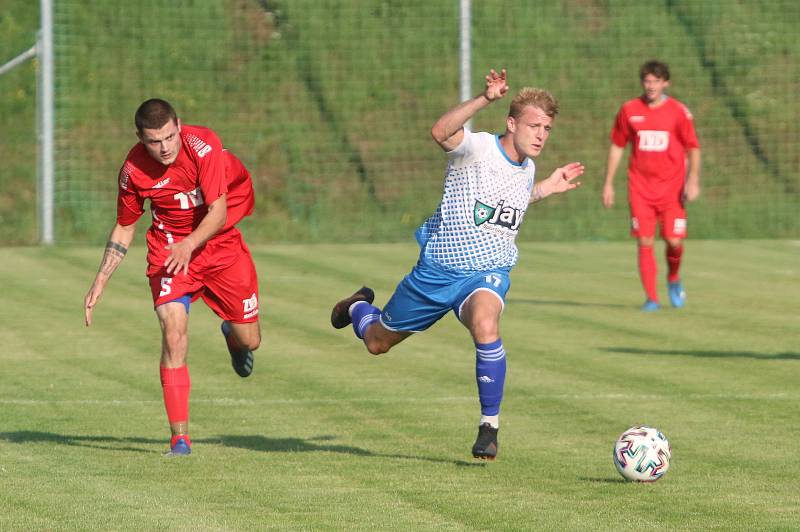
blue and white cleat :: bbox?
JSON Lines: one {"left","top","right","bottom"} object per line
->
{"left": 165, "top": 436, "right": 192, "bottom": 457}
{"left": 667, "top": 281, "right": 686, "bottom": 308}
{"left": 641, "top": 299, "right": 661, "bottom": 312}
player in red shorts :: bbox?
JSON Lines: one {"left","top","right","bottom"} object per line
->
{"left": 602, "top": 60, "right": 701, "bottom": 311}
{"left": 83, "top": 99, "right": 261, "bottom": 456}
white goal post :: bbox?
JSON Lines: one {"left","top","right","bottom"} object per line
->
{"left": 0, "top": 0, "right": 54, "bottom": 244}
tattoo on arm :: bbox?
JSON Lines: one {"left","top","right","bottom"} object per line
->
{"left": 98, "top": 241, "right": 127, "bottom": 276}
{"left": 107, "top": 241, "right": 128, "bottom": 255}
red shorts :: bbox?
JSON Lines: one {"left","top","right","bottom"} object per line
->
{"left": 148, "top": 230, "right": 260, "bottom": 323}
{"left": 629, "top": 197, "right": 687, "bottom": 239}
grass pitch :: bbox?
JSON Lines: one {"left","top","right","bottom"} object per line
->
{"left": 0, "top": 241, "right": 798, "bottom": 530}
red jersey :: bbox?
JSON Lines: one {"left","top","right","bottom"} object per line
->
{"left": 116, "top": 124, "right": 254, "bottom": 274}
{"left": 222, "top": 148, "right": 255, "bottom": 230}
{"left": 610, "top": 96, "right": 700, "bottom": 203}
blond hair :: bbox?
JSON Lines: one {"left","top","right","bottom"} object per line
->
{"left": 508, "top": 87, "right": 559, "bottom": 119}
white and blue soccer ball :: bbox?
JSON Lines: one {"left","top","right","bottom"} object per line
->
{"left": 613, "top": 425, "right": 671, "bottom": 482}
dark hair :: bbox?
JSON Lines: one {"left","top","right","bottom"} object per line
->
{"left": 135, "top": 99, "right": 178, "bottom": 132}
{"left": 639, "top": 60, "right": 670, "bottom": 81}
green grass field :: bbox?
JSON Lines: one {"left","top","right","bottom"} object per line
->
{"left": 1, "top": 241, "right": 798, "bottom": 529}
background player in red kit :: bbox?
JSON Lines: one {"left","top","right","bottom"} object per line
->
{"left": 602, "top": 60, "right": 701, "bottom": 311}
{"left": 84, "top": 99, "right": 261, "bottom": 456}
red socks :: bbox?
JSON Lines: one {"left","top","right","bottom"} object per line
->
{"left": 160, "top": 365, "right": 190, "bottom": 425}
{"left": 637, "top": 245, "right": 658, "bottom": 302}
{"left": 666, "top": 244, "right": 683, "bottom": 283}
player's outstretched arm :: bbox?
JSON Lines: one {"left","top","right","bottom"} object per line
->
{"left": 431, "top": 68, "right": 509, "bottom": 152}
{"left": 531, "top": 162, "right": 584, "bottom": 203}
{"left": 85, "top": 223, "right": 136, "bottom": 326}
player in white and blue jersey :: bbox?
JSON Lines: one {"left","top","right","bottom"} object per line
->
{"left": 331, "top": 68, "right": 584, "bottom": 460}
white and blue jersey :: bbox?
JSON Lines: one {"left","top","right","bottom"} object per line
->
{"left": 415, "top": 129, "right": 535, "bottom": 273}
{"left": 381, "top": 130, "right": 535, "bottom": 332}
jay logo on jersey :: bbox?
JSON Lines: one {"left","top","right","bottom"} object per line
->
{"left": 473, "top": 200, "right": 525, "bottom": 232}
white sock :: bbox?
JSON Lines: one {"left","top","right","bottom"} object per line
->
{"left": 480, "top": 415, "right": 499, "bottom": 429}
{"left": 348, "top": 300, "right": 367, "bottom": 316}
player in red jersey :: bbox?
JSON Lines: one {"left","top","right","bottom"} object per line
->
{"left": 83, "top": 99, "right": 261, "bottom": 456}
{"left": 602, "top": 60, "right": 701, "bottom": 311}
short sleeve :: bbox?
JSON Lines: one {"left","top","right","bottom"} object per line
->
{"left": 678, "top": 104, "right": 700, "bottom": 150}
{"left": 610, "top": 107, "right": 630, "bottom": 148}
{"left": 116, "top": 161, "right": 144, "bottom": 226}
{"left": 446, "top": 129, "right": 493, "bottom": 166}
{"left": 446, "top": 128, "right": 481, "bottom": 162}
{"left": 193, "top": 129, "right": 227, "bottom": 206}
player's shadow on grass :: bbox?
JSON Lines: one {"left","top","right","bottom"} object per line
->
{"left": 602, "top": 347, "right": 800, "bottom": 360}
{"left": 214, "top": 434, "right": 481, "bottom": 467}
{"left": 0, "top": 431, "right": 481, "bottom": 467}
{"left": 0, "top": 431, "right": 159, "bottom": 454}
{"left": 508, "top": 297, "right": 627, "bottom": 309}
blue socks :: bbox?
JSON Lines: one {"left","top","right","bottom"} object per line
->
{"left": 350, "top": 301, "right": 380, "bottom": 339}
{"left": 351, "top": 304, "right": 507, "bottom": 421}
{"left": 475, "top": 338, "right": 506, "bottom": 416}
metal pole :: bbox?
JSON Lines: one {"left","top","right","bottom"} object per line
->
{"left": 459, "top": 0, "right": 472, "bottom": 130}
{"left": 39, "top": 0, "right": 54, "bottom": 244}
{"left": 0, "top": 45, "right": 37, "bottom": 77}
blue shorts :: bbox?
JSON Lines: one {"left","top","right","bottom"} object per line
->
{"left": 380, "top": 260, "right": 511, "bottom": 332}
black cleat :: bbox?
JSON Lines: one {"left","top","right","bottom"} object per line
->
{"left": 472, "top": 423, "right": 499, "bottom": 460}
{"left": 330, "top": 286, "right": 375, "bottom": 329}
{"left": 221, "top": 321, "right": 254, "bottom": 378}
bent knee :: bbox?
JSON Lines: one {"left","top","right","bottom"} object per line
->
{"left": 364, "top": 339, "right": 390, "bottom": 356}
{"left": 245, "top": 327, "right": 262, "bottom": 351}
{"left": 471, "top": 320, "right": 499, "bottom": 342}
{"left": 234, "top": 323, "right": 261, "bottom": 351}
{"left": 249, "top": 336, "right": 261, "bottom": 351}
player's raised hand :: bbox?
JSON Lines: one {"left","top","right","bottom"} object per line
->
{"left": 484, "top": 69, "right": 509, "bottom": 101}
{"left": 547, "top": 162, "right": 584, "bottom": 194}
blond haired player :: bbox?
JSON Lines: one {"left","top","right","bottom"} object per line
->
{"left": 331, "top": 69, "right": 583, "bottom": 460}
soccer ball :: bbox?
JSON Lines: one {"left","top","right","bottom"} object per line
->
{"left": 613, "top": 425, "right": 671, "bottom": 482}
